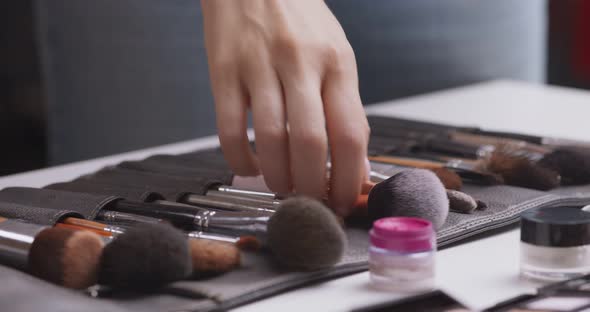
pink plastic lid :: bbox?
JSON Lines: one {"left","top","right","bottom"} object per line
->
{"left": 370, "top": 217, "right": 435, "bottom": 252}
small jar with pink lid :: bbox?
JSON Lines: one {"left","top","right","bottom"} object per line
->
{"left": 368, "top": 217, "right": 436, "bottom": 292}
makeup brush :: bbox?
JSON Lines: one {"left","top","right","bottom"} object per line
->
{"left": 64, "top": 211, "right": 260, "bottom": 251}
{"left": 0, "top": 217, "right": 105, "bottom": 289}
{"left": 371, "top": 149, "right": 562, "bottom": 190}
{"left": 188, "top": 238, "right": 241, "bottom": 274}
{"left": 448, "top": 131, "right": 550, "bottom": 157}
{"left": 98, "top": 223, "right": 192, "bottom": 290}
{"left": 467, "top": 128, "right": 590, "bottom": 149}
{"left": 367, "top": 169, "right": 449, "bottom": 229}
{"left": 28, "top": 227, "right": 105, "bottom": 289}
{"left": 538, "top": 148, "right": 590, "bottom": 185}
{"left": 187, "top": 231, "right": 261, "bottom": 251}
{"left": 356, "top": 182, "right": 473, "bottom": 214}
{"left": 368, "top": 154, "right": 502, "bottom": 185}
{"left": 369, "top": 161, "right": 463, "bottom": 190}
{"left": 267, "top": 196, "right": 346, "bottom": 270}
{"left": 60, "top": 217, "right": 125, "bottom": 235}
{"left": 485, "top": 151, "right": 561, "bottom": 190}
{"left": 48, "top": 178, "right": 278, "bottom": 214}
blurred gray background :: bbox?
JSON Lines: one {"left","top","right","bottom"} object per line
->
{"left": 2, "top": 0, "right": 586, "bottom": 175}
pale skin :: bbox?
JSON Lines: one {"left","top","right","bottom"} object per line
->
{"left": 201, "top": 0, "right": 369, "bottom": 217}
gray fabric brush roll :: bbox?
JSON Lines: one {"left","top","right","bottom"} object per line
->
{"left": 0, "top": 187, "right": 119, "bottom": 219}
{"left": 0, "top": 202, "right": 84, "bottom": 225}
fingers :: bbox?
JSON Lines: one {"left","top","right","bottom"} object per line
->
{"left": 322, "top": 51, "right": 370, "bottom": 216}
{"left": 279, "top": 65, "right": 328, "bottom": 199}
{"left": 210, "top": 69, "right": 259, "bottom": 176}
{"left": 245, "top": 62, "right": 292, "bottom": 194}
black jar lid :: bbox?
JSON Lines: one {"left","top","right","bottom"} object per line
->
{"left": 521, "top": 206, "right": 590, "bottom": 247}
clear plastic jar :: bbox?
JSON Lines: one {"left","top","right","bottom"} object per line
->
{"left": 369, "top": 217, "right": 436, "bottom": 292}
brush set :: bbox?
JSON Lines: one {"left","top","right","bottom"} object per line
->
{"left": 366, "top": 116, "right": 590, "bottom": 191}
{"left": 0, "top": 115, "right": 590, "bottom": 310}
{"left": 0, "top": 179, "right": 346, "bottom": 297}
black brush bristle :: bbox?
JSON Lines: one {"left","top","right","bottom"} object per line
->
{"left": 98, "top": 223, "right": 192, "bottom": 290}
{"left": 367, "top": 169, "right": 449, "bottom": 229}
{"left": 539, "top": 148, "right": 590, "bottom": 185}
{"left": 267, "top": 197, "right": 346, "bottom": 271}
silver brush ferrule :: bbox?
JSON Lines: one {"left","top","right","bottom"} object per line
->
{"left": 184, "top": 194, "right": 276, "bottom": 214}
{"left": 0, "top": 220, "right": 48, "bottom": 270}
{"left": 216, "top": 185, "right": 280, "bottom": 200}
{"left": 192, "top": 210, "right": 270, "bottom": 235}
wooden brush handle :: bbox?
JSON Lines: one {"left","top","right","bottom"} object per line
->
{"left": 369, "top": 156, "right": 443, "bottom": 170}
{"left": 62, "top": 217, "right": 109, "bottom": 231}
{"left": 55, "top": 223, "right": 111, "bottom": 237}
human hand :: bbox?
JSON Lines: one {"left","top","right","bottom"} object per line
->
{"left": 201, "top": 0, "right": 369, "bottom": 216}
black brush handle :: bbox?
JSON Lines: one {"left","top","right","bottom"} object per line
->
{"left": 109, "top": 200, "right": 203, "bottom": 229}
{"left": 470, "top": 129, "right": 543, "bottom": 145}
{"left": 423, "top": 139, "right": 485, "bottom": 159}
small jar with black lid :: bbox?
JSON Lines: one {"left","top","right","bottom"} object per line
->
{"left": 520, "top": 206, "right": 590, "bottom": 282}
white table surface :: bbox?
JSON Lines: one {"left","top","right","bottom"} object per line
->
{"left": 1, "top": 80, "right": 589, "bottom": 311}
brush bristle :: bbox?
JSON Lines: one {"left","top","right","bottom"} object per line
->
{"left": 446, "top": 190, "right": 477, "bottom": 214}
{"left": 486, "top": 151, "right": 561, "bottom": 190}
{"left": 539, "top": 148, "right": 590, "bottom": 185}
{"left": 236, "top": 236, "right": 261, "bottom": 251}
{"left": 267, "top": 196, "right": 346, "bottom": 271}
{"left": 28, "top": 228, "right": 104, "bottom": 289}
{"left": 367, "top": 169, "right": 449, "bottom": 229}
{"left": 98, "top": 223, "right": 192, "bottom": 290}
{"left": 430, "top": 168, "right": 463, "bottom": 190}
{"left": 189, "top": 239, "right": 240, "bottom": 274}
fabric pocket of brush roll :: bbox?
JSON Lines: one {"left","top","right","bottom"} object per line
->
{"left": 45, "top": 179, "right": 166, "bottom": 203}
{"left": 83, "top": 168, "right": 221, "bottom": 201}
{"left": 116, "top": 154, "right": 234, "bottom": 185}
{"left": 0, "top": 187, "right": 119, "bottom": 220}
{"left": 0, "top": 201, "right": 85, "bottom": 226}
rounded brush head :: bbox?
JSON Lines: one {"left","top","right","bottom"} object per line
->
{"left": 538, "top": 148, "right": 590, "bottom": 185}
{"left": 98, "top": 223, "right": 192, "bottom": 290}
{"left": 28, "top": 228, "right": 104, "bottom": 289}
{"left": 267, "top": 196, "right": 346, "bottom": 271}
{"left": 367, "top": 169, "right": 449, "bottom": 229}
{"left": 189, "top": 238, "right": 241, "bottom": 274}
{"left": 430, "top": 168, "right": 463, "bottom": 191}
{"left": 486, "top": 151, "right": 561, "bottom": 190}
{"left": 446, "top": 190, "right": 478, "bottom": 214}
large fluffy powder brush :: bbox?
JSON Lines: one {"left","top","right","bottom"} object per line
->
{"left": 267, "top": 197, "right": 346, "bottom": 271}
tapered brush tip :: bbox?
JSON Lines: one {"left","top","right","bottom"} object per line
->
{"left": 98, "top": 223, "right": 192, "bottom": 290}
{"left": 539, "top": 148, "right": 590, "bottom": 185}
{"left": 367, "top": 169, "right": 449, "bottom": 229}
{"left": 189, "top": 239, "right": 241, "bottom": 274}
{"left": 487, "top": 151, "right": 561, "bottom": 190}
{"left": 268, "top": 196, "right": 346, "bottom": 271}
{"left": 28, "top": 228, "right": 104, "bottom": 289}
